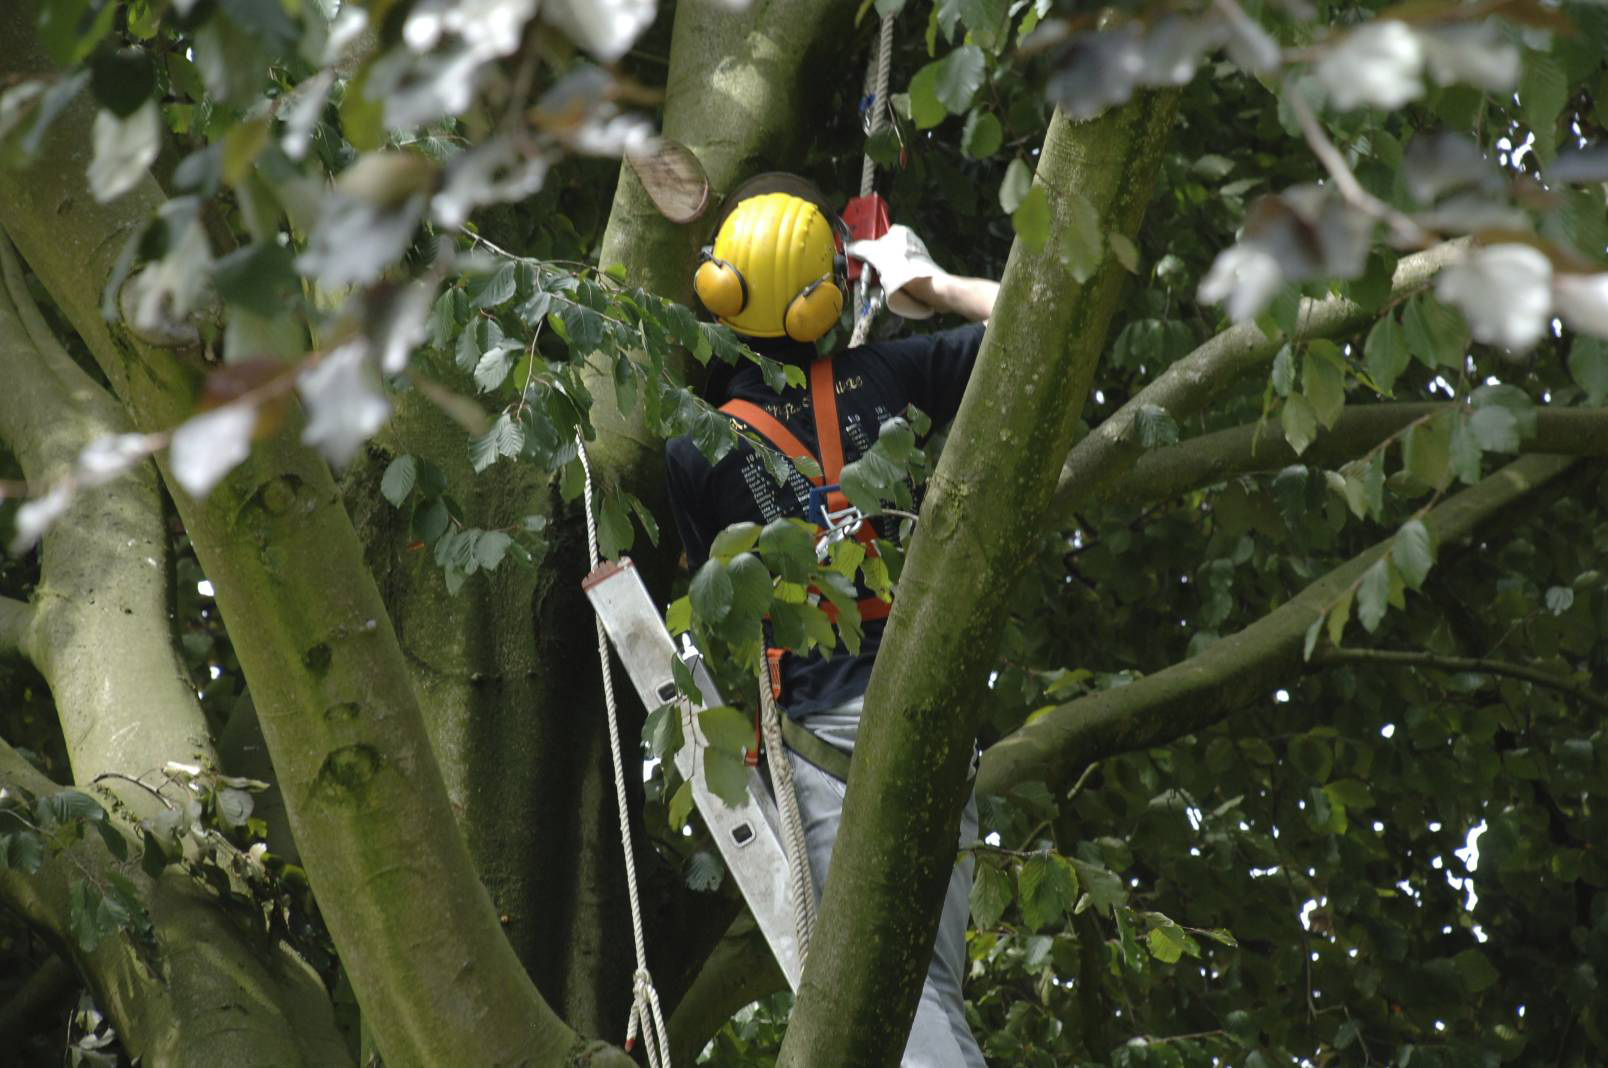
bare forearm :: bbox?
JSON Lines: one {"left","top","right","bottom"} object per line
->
{"left": 903, "top": 274, "right": 999, "bottom": 322}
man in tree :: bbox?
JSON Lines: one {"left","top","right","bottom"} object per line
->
{"left": 665, "top": 176, "right": 999, "bottom": 1067}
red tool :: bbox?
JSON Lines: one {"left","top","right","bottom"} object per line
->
{"left": 840, "top": 192, "right": 890, "bottom": 282}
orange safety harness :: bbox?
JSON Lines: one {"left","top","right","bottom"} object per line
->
{"left": 720, "top": 357, "right": 894, "bottom": 708}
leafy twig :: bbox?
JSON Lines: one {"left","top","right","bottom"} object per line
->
{"left": 1311, "top": 648, "right": 1607, "bottom": 713}
{"left": 1281, "top": 77, "right": 1430, "bottom": 249}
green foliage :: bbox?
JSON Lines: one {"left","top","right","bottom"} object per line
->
{"left": 4, "top": 0, "right": 1606, "bottom": 1065}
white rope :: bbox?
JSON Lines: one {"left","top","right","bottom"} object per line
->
{"left": 577, "top": 435, "right": 671, "bottom": 1067}
{"left": 851, "top": 12, "right": 897, "bottom": 348}
{"left": 858, "top": 12, "right": 896, "bottom": 199}
{"left": 759, "top": 671, "right": 816, "bottom": 956}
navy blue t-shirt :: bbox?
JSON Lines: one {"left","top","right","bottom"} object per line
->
{"left": 664, "top": 323, "right": 985, "bottom": 717}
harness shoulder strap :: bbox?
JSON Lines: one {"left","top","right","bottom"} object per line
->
{"left": 808, "top": 358, "right": 846, "bottom": 485}
{"left": 723, "top": 371, "right": 892, "bottom": 635}
{"left": 720, "top": 398, "right": 824, "bottom": 487}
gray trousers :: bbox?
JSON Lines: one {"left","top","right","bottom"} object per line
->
{"left": 787, "top": 702, "right": 987, "bottom": 1068}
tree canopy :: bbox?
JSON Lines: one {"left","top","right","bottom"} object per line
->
{"left": 0, "top": 1, "right": 1605, "bottom": 1067}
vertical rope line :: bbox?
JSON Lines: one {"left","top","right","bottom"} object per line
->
{"left": 858, "top": 12, "right": 896, "bottom": 198}
{"left": 759, "top": 670, "right": 817, "bottom": 956}
{"left": 577, "top": 435, "right": 670, "bottom": 1066}
{"left": 852, "top": 13, "right": 896, "bottom": 347}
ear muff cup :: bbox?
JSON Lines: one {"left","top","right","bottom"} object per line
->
{"left": 784, "top": 274, "right": 845, "bottom": 343}
{"left": 694, "top": 251, "right": 749, "bottom": 319}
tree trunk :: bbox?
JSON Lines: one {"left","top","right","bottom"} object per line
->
{"left": 592, "top": 0, "right": 862, "bottom": 505}
{"left": 345, "top": 394, "right": 636, "bottom": 1037}
{"left": 0, "top": 237, "right": 350, "bottom": 1065}
{"left": 587, "top": 0, "right": 867, "bottom": 1022}
{"left": 0, "top": 16, "right": 628, "bottom": 1067}
{"left": 777, "top": 95, "right": 1178, "bottom": 1068}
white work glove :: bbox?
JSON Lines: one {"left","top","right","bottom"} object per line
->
{"left": 846, "top": 224, "right": 945, "bottom": 321}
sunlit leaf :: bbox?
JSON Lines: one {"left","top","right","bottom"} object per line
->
{"left": 1056, "top": 187, "right": 1103, "bottom": 282}
{"left": 1302, "top": 341, "right": 1346, "bottom": 429}
{"left": 998, "top": 158, "right": 1032, "bottom": 214}
{"left": 961, "top": 109, "right": 1002, "bottom": 158}
{"left": 298, "top": 344, "right": 391, "bottom": 469}
{"left": 1364, "top": 316, "right": 1410, "bottom": 394}
{"left": 934, "top": 45, "right": 986, "bottom": 113}
{"left": 1280, "top": 394, "right": 1318, "bottom": 456}
{"left": 703, "top": 747, "right": 748, "bottom": 808}
{"left": 1012, "top": 186, "right": 1051, "bottom": 250}
{"left": 1357, "top": 557, "right": 1391, "bottom": 632}
{"left": 171, "top": 403, "right": 257, "bottom": 499}
{"left": 690, "top": 558, "right": 734, "bottom": 623}
{"left": 969, "top": 860, "right": 1012, "bottom": 929}
{"left": 88, "top": 100, "right": 160, "bottom": 203}
{"left": 1392, "top": 518, "right": 1435, "bottom": 589}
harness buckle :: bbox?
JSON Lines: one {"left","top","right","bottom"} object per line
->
{"left": 807, "top": 483, "right": 865, "bottom": 560}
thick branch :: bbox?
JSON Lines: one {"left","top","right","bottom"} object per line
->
{"left": 779, "top": 95, "right": 1179, "bottom": 1068}
{"left": 1052, "top": 241, "right": 1467, "bottom": 523}
{"left": 0, "top": 198, "right": 353, "bottom": 1068}
{"left": 1311, "top": 648, "right": 1608, "bottom": 714}
{"left": 0, "top": 596, "right": 34, "bottom": 660}
{"left": 1108, "top": 404, "right": 1608, "bottom": 508}
{"left": 667, "top": 915, "right": 785, "bottom": 1066}
{"left": 0, "top": 18, "right": 626, "bottom": 1068}
{"left": 0, "top": 954, "right": 73, "bottom": 1048}
{"left": 977, "top": 454, "right": 1581, "bottom": 795}
{"left": 0, "top": 738, "right": 349, "bottom": 1067}
{"left": 0, "top": 234, "right": 215, "bottom": 817}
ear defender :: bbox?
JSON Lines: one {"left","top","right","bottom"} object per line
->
{"left": 783, "top": 272, "right": 845, "bottom": 342}
{"left": 696, "top": 191, "right": 843, "bottom": 337}
{"left": 694, "top": 248, "right": 749, "bottom": 319}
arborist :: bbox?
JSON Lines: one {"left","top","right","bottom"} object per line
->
{"left": 663, "top": 174, "right": 998, "bottom": 1068}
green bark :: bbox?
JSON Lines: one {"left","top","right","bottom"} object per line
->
{"left": 976, "top": 454, "right": 1582, "bottom": 796}
{"left": 349, "top": 394, "right": 638, "bottom": 1036}
{"left": 0, "top": 238, "right": 210, "bottom": 805}
{"left": 0, "top": 236, "right": 350, "bottom": 1065}
{"left": 1051, "top": 241, "right": 1467, "bottom": 522}
{"left": 777, "top": 96, "right": 1178, "bottom": 1068}
{"left": 666, "top": 914, "right": 785, "bottom": 1065}
{"left": 0, "top": 17, "right": 627, "bottom": 1068}
{"left": 584, "top": 0, "right": 866, "bottom": 1021}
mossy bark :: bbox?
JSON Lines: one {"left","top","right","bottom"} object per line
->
{"left": 0, "top": 237, "right": 349, "bottom": 1065}
{"left": 346, "top": 393, "right": 639, "bottom": 1037}
{"left": 776, "top": 96, "right": 1178, "bottom": 1068}
{"left": 0, "top": 238, "right": 210, "bottom": 805}
{"left": 582, "top": 0, "right": 868, "bottom": 1021}
{"left": 666, "top": 914, "right": 784, "bottom": 1064}
{"left": 0, "top": 15, "right": 628, "bottom": 1068}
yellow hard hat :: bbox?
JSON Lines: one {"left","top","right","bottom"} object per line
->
{"left": 693, "top": 191, "right": 844, "bottom": 341}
